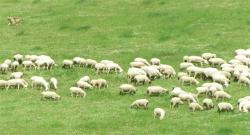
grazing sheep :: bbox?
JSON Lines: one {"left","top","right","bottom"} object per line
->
{"left": 196, "top": 87, "right": 209, "bottom": 97}
{"left": 85, "top": 59, "right": 97, "bottom": 68}
{"left": 189, "top": 102, "right": 203, "bottom": 111}
{"left": 209, "top": 58, "right": 226, "bottom": 67}
{"left": 127, "top": 68, "right": 147, "bottom": 81}
{"left": 13, "top": 54, "right": 24, "bottom": 64}
{"left": 95, "top": 63, "right": 106, "bottom": 73}
{"left": 154, "top": 108, "right": 165, "bottom": 120}
{"left": 70, "top": 87, "right": 86, "bottom": 98}
{"left": 10, "top": 72, "right": 23, "bottom": 79}
{"left": 41, "top": 91, "right": 60, "bottom": 100}
{"left": 179, "top": 93, "right": 197, "bottom": 103}
{"left": 130, "top": 99, "right": 149, "bottom": 109}
{"left": 141, "top": 66, "right": 162, "bottom": 79}
{"left": 73, "top": 57, "right": 84, "bottom": 65}
{"left": 62, "top": 60, "right": 73, "bottom": 69}
{"left": 130, "top": 61, "right": 146, "bottom": 68}
{"left": 179, "top": 76, "right": 199, "bottom": 85}
{"left": 238, "top": 99, "right": 250, "bottom": 112}
{"left": 170, "top": 87, "right": 185, "bottom": 97}
{"left": 212, "top": 73, "right": 230, "bottom": 87}
{"left": 203, "top": 67, "right": 218, "bottom": 79}
{"left": 146, "top": 86, "right": 167, "bottom": 96}
{"left": 134, "top": 58, "right": 150, "bottom": 65}
{"left": 10, "top": 61, "right": 19, "bottom": 71}
{"left": 177, "top": 72, "right": 188, "bottom": 80}
{"left": 4, "top": 59, "right": 11, "bottom": 66}
{"left": 50, "top": 77, "right": 58, "bottom": 90}
{"left": 179, "top": 62, "right": 194, "bottom": 70}
{"left": 150, "top": 58, "right": 161, "bottom": 65}
{"left": 0, "top": 63, "right": 9, "bottom": 74}
{"left": 186, "top": 66, "right": 204, "bottom": 78}
{"left": 76, "top": 81, "right": 93, "bottom": 90}
{"left": 22, "top": 60, "right": 35, "bottom": 70}
{"left": 90, "top": 79, "right": 108, "bottom": 89}
{"left": 202, "top": 98, "right": 214, "bottom": 110}
{"left": 238, "top": 75, "right": 250, "bottom": 87}
{"left": 214, "top": 91, "right": 231, "bottom": 100}
{"left": 79, "top": 76, "right": 91, "bottom": 83}
{"left": 201, "top": 82, "right": 224, "bottom": 91}
{"left": 217, "top": 102, "right": 234, "bottom": 113}
{"left": 0, "top": 80, "right": 7, "bottom": 89}
{"left": 201, "top": 53, "right": 216, "bottom": 60}
{"left": 134, "top": 75, "right": 151, "bottom": 85}
{"left": 159, "top": 64, "right": 176, "bottom": 79}
{"left": 7, "top": 16, "right": 22, "bottom": 25}
{"left": 6, "top": 79, "right": 28, "bottom": 90}
{"left": 183, "top": 56, "right": 208, "bottom": 66}
{"left": 31, "top": 76, "right": 49, "bottom": 91}
{"left": 170, "top": 97, "right": 183, "bottom": 108}
{"left": 119, "top": 84, "right": 136, "bottom": 95}
{"left": 106, "top": 63, "right": 123, "bottom": 74}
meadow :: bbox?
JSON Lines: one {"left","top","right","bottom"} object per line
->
{"left": 1, "top": 0, "right": 250, "bottom": 134}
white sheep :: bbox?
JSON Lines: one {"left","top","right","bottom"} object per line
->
{"left": 214, "top": 91, "right": 231, "bottom": 100}
{"left": 0, "top": 63, "right": 9, "bottom": 74}
{"left": 170, "top": 87, "right": 185, "bottom": 97}
{"left": 50, "top": 77, "right": 58, "bottom": 90}
{"left": 179, "top": 76, "right": 199, "bottom": 85}
{"left": 153, "top": 108, "right": 165, "bottom": 120}
{"left": 79, "top": 76, "right": 91, "bottom": 83}
{"left": 94, "top": 63, "right": 106, "bottom": 73}
{"left": 159, "top": 64, "right": 176, "bottom": 79}
{"left": 6, "top": 79, "right": 28, "bottom": 90}
{"left": 119, "top": 84, "right": 136, "bottom": 95}
{"left": 150, "top": 58, "right": 161, "bottom": 65}
{"left": 62, "top": 60, "right": 73, "bottom": 69}
{"left": 85, "top": 59, "right": 97, "bottom": 68}
{"left": 238, "top": 99, "right": 250, "bottom": 112}
{"left": 90, "top": 79, "right": 108, "bottom": 89}
{"left": 209, "top": 58, "right": 226, "bottom": 67}
{"left": 238, "top": 75, "right": 250, "bottom": 87}
{"left": 203, "top": 67, "right": 218, "bottom": 79}
{"left": 134, "top": 75, "right": 151, "bottom": 85}
{"left": 130, "top": 99, "right": 149, "bottom": 109}
{"left": 183, "top": 56, "right": 208, "bottom": 66}
{"left": 179, "top": 92, "right": 197, "bottom": 103}
{"left": 76, "top": 81, "right": 93, "bottom": 90}
{"left": 212, "top": 73, "right": 229, "bottom": 87}
{"left": 217, "top": 102, "right": 234, "bottom": 112}
{"left": 70, "top": 87, "right": 86, "bottom": 98}
{"left": 31, "top": 76, "right": 49, "bottom": 91}
{"left": 10, "top": 61, "right": 19, "bottom": 71}
{"left": 127, "top": 68, "right": 147, "bottom": 81}
{"left": 196, "top": 86, "right": 209, "bottom": 97}
{"left": 0, "top": 80, "right": 7, "bottom": 89}
{"left": 201, "top": 53, "right": 216, "bottom": 60}
{"left": 189, "top": 102, "right": 203, "bottom": 111}
{"left": 170, "top": 97, "right": 183, "bottom": 108}
{"left": 73, "top": 57, "right": 84, "bottom": 65}
{"left": 41, "top": 91, "right": 60, "bottom": 100}
{"left": 130, "top": 61, "right": 146, "bottom": 68}
{"left": 201, "top": 82, "right": 224, "bottom": 91}
{"left": 10, "top": 72, "right": 23, "bottom": 79}
{"left": 202, "top": 98, "right": 214, "bottom": 110}
{"left": 22, "top": 60, "right": 35, "bottom": 70}
{"left": 105, "top": 63, "right": 123, "bottom": 74}
{"left": 13, "top": 54, "right": 24, "bottom": 64}
{"left": 141, "top": 66, "right": 162, "bottom": 79}
{"left": 4, "top": 59, "right": 11, "bottom": 66}
{"left": 186, "top": 66, "right": 204, "bottom": 78}
{"left": 134, "top": 57, "right": 150, "bottom": 65}
{"left": 179, "top": 62, "right": 194, "bottom": 70}
{"left": 146, "top": 86, "right": 167, "bottom": 96}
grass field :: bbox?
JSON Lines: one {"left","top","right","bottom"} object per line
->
{"left": 1, "top": 0, "right": 250, "bottom": 134}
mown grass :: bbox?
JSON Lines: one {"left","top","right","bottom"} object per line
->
{"left": 1, "top": 0, "right": 250, "bottom": 135}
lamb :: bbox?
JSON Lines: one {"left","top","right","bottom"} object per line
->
{"left": 22, "top": 60, "right": 35, "bottom": 70}
{"left": 31, "top": 76, "right": 49, "bottom": 91}
{"left": 150, "top": 58, "right": 161, "bottom": 65}
{"left": 119, "top": 84, "right": 137, "bottom": 95}
{"left": 209, "top": 58, "right": 226, "bottom": 67}
{"left": 76, "top": 81, "right": 93, "bottom": 90}
{"left": 94, "top": 63, "right": 106, "bottom": 73}
{"left": 10, "top": 72, "right": 23, "bottom": 79}
{"left": 134, "top": 75, "right": 151, "bottom": 85}
{"left": 6, "top": 79, "right": 28, "bottom": 90}
{"left": 201, "top": 53, "right": 216, "bottom": 60}
{"left": 90, "top": 79, "right": 108, "bottom": 89}
{"left": 238, "top": 75, "right": 250, "bottom": 87}
{"left": 179, "top": 92, "right": 197, "bottom": 103}
{"left": 70, "top": 87, "right": 86, "bottom": 98}
{"left": 50, "top": 77, "right": 58, "bottom": 90}
{"left": 153, "top": 108, "right": 165, "bottom": 120}
{"left": 214, "top": 91, "right": 231, "bottom": 100}
{"left": 179, "top": 76, "right": 199, "bottom": 85}
{"left": 170, "top": 97, "right": 184, "bottom": 108}
{"left": 0, "top": 63, "right": 9, "bottom": 74}
{"left": 0, "top": 80, "right": 7, "bottom": 89}
{"left": 134, "top": 58, "right": 150, "bottom": 65}
{"left": 130, "top": 61, "right": 146, "bottom": 68}
{"left": 146, "top": 86, "right": 168, "bottom": 96}
{"left": 217, "top": 102, "right": 234, "bottom": 112}
{"left": 189, "top": 102, "right": 203, "bottom": 111}
{"left": 202, "top": 98, "right": 214, "bottom": 110}
{"left": 85, "top": 59, "right": 97, "bottom": 68}
{"left": 179, "top": 62, "right": 194, "bottom": 70}
{"left": 41, "top": 91, "right": 60, "bottom": 100}
{"left": 10, "top": 61, "right": 19, "bottom": 71}
{"left": 183, "top": 56, "right": 208, "bottom": 66}
{"left": 130, "top": 99, "right": 149, "bottom": 109}
{"left": 62, "top": 60, "right": 73, "bottom": 69}
{"left": 13, "top": 54, "right": 24, "bottom": 64}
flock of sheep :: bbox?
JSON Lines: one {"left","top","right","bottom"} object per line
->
{"left": 1, "top": 48, "right": 250, "bottom": 120}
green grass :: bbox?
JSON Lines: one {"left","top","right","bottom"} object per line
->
{"left": 1, "top": 0, "right": 250, "bottom": 134}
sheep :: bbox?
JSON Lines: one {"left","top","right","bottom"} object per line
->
{"left": 130, "top": 99, "right": 149, "bottom": 109}
{"left": 179, "top": 62, "right": 194, "bottom": 70}
{"left": 73, "top": 57, "right": 83, "bottom": 65}
{"left": 79, "top": 76, "right": 91, "bottom": 83}
{"left": 119, "top": 84, "right": 136, "bottom": 95}
{"left": 179, "top": 76, "right": 199, "bottom": 85}
{"left": 50, "top": 77, "right": 58, "bottom": 90}
{"left": 62, "top": 60, "right": 73, "bottom": 69}
{"left": 201, "top": 53, "right": 216, "bottom": 60}
{"left": 159, "top": 64, "right": 176, "bottom": 79}
{"left": 134, "top": 58, "right": 150, "bottom": 65}
{"left": 150, "top": 58, "right": 161, "bottom": 65}
{"left": 25, "top": 55, "right": 38, "bottom": 62}
{"left": 85, "top": 59, "right": 97, "bottom": 68}
{"left": 203, "top": 67, "right": 218, "bottom": 79}
{"left": 212, "top": 73, "right": 229, "bottom": 87}
{"left": 170, "top": 97, "right": 183, "bottom": 108}
{"left": 0, "top": 63, "right": 9, "bottom": 74}
{"left": 31, "top": 76, "right": 49, "bottom": 91}
{"left": 146, "top": 86, "right": 168, "bottom": 96}
{"left": 4, "top": 59, "right": 11, "bottom": 66}
{"left": 134, "top": 75, "right": 151, "bottom": 85}
{"left": 90, "top": 79, "right": 108, "bottom": 89}
{"left": 238, "top": 75, "right": 250, "bottom": 87}
{"left": 6, "top": 79, "right": 28, "bottom": 90}
{"left": 130, "top": 61, "right": 146, "bottom": 68}
{"left": 170, "top": 87, "right": 186, "bottom": 97}
{"left": 186, "top": 66, "right": 204, "bottom": 78}
{"left": 189, "top": 102, "right": 203, "bottom": 111}
{"left": 13, "top": 54, "right": 24, "bottom": 64}
{"left": 196, "top": 87, "right": 209, "bottom": 97}
{"left": 183, "top": 56, "right": 208, "bottom": 66}
{"left": 76, "top": 81, "right": 93, "bottom": 90}
{"left": 202, "top": 98, "right": 214, "bottom": 110}
{"left": 10, "top": 72, "right": 23, "bottom": 79}
{"left": 7, "top": 16, "right": 22, "bottom": 25}
{"left": 209, "top": 58, "right": 226, "bottom": 67}
{"left": 179, "top": 92, "right": 198, "bottom": 103}
{"left": 0, "top": 80, "right": 7, "bottom": 89}
{"left": 35, "top": 55, "right": 55, "bottom": 70}
{"left": 127, "top": 68, "right": 147, "bottom": 81}
{"left": 22, "top": 60, "right": 35, "bottom": 70}
{"left": 238, "top": 99, "right": 250, "bottom": 112}
{"left": 41, "top": 91, "right": 60, "bottom": 100}
{"left": 217, "top": 102, "right": 234, "bottom": 113}
{"left": 70, "top": 87, "right": 86, "bottom": 98}
{"left": 177, "top": 72, "right": 188, "bottom": 80}
{"left": 105, "top": 63, "right": 123, "bottom": 74}
{"left": 153, "top": 108, "right": 165, "bottom": 120}
{"left": 94, "top": 63, "right": 106, "bottom": 73}
{"left": 214, "top": 91, "right": 231, "bottom": 100}
{"left": 100, "top": 60, "right": 114, "bottom": 65}
{"left": 10, "top": 61, "right": 19, "bottom": 71}
{"left": 237, "top": 96, "right": 250, "bottom": 106}
{"left": 201, "top": 82, "right": 224, "bottom": 91}
{"left": 141, "top": 66, "right": 162, "bottom": 79}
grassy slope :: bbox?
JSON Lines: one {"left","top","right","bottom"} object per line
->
{"left": 0, "top": 0, "right": 250, "bottom": 134}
